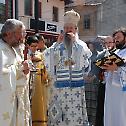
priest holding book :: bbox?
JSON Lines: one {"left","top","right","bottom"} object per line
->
{"left": 102, "top": 28, "right": 126, "bottom": 126}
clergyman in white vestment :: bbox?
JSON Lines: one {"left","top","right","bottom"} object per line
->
{"left": 102, "top": 28, "right": 126, "bottom": 126}
{"left": 44, "top": 10, "right": 92, "bottom": 126}
{"left": 0, "top": 19, "right": 30, "bottom": 126}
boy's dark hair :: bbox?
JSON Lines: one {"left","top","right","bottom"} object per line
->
{"left": 26, "top": 35, "right": 39, "bottom": 46}
{"left": 35, "top": 33, "right": 45, "bottom": 42}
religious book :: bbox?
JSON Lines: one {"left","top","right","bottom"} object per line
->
{"left": 94, "top": 53, "right": 125, "bottom": 67}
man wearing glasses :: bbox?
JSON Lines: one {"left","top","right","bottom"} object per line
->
{"left": 0, "top": 19, "right": 30, "bottom": 126}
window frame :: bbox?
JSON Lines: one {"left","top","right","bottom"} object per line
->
{"left": 24, "top": 0, "right": 32, "bottom": 16}
{"left": 83, "top": 14, "right": 91, "bottom": 30}
{"left": 52, "top": 6, "right": 59, "bottom": 22}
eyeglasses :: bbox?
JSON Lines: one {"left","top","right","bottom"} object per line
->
{"left": 20, "top": 31, "right": 27, "bottom": 36}
{"left": 14, "top": 31, "right": 27, "bottom": 36}
{"left": 104, "top": 42, "right": 114, "bottom": 44}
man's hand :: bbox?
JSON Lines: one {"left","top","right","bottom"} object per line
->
{"left": 31, "top": 56, "right": 41, "bottom": 62}
{"left": 57, "top": 33, "right": 64, "bottom": 43}
{"left": 22, "top": 61, "right": 29, "bottom": 75}
{"left": 101, "top": 62, "right": 118, "bottom": 71}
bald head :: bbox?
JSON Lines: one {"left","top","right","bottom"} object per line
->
{"left": 104, "top": 36, "right": 115, "bottom": 50}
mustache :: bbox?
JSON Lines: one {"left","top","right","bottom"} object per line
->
{"left": 64, "top": 33, "right": 72, "bottom": 57}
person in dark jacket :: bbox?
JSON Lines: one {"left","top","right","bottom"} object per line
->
{"left": 95, "top": 36, "right": 116, "bottom": 126}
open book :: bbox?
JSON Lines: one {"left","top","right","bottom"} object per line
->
{"left": 94, "top": 53, "right": 125, "bottom": 67}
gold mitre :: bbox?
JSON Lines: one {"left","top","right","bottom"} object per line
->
{"left": 64, "top": 9, "right": 80, "bottom": 26}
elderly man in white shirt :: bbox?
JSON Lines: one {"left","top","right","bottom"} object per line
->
{"left": 0, "top": 19, "right": 30, "bottom": 126}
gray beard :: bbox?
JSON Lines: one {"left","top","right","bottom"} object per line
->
{"left": 64, "top": 33, "right": 72, "bottom": 58}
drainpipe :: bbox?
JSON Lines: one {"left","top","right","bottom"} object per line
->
{"left": 15, "top": 0, "right": 18, "bottom": 19}
{"left": 11, "top": 0, "right": 13, "bottom": 18}
{"left": 35, "top": 0, "right": 39, "bottom": 33}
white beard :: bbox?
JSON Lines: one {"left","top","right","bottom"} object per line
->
{"left": 64, "top": 32, "right": 79, "bottom": 58}
{"left": 64, "top": 33, "right": 72, "bottom": 58}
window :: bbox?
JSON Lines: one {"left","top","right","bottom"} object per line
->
{"left": 0, "top": 2, "right": 6, "bottom": 23}
{"left": 53, "top": 6, "right": 58, "bottom": 22}
{"left": 8, "top": 0, "right": 13, "bottom": 18}
{"left": 24, "top": 0, "right": 32, "bottom": 16}
{"left": 34, "top": 1, "right": 42, "bottom": 18}
{"left": 30, "top": 19, "right": 45, "bottom": 31}
{"left": 84, "top": 14, "right": 91, "bottom": 30}
{"left": 0, "top": 0, "right": 13, "bottom": 23}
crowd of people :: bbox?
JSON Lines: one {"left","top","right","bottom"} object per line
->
{"left": 0, "top": 9, "right": 126, "bottom": 126}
